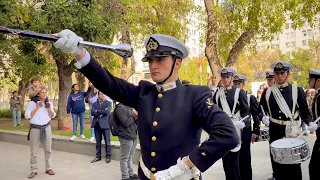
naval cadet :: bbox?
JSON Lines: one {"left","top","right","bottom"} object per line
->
{"left": 266, "top": 71, "right": 275, "bottom": 87}
{"left": 233, "top": 74, "right": 262, "bottom": 180}
{"left": 259, "top": 62, "right": 316, "bottom": 180}
{"left": 308, "top": 69, "right": 320, "bottom": 180}
{"left": 53, "top": 30, "right": 239, "bottom": 180}
{"left": 212, "top": 68, "right": 250, "bottom": 180}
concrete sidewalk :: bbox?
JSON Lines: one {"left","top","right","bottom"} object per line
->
{"left": 0, "top": 134, "right": 316, "bottom": 180}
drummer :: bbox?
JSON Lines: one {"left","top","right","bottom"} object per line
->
{"left": 233, "top": 74, "right": 262, "bottom": 180}
{"left": 259, "top": 62, "right": 315, "bottom": 180}
{"left": 307, "top": 69, "right": 320, "bottom": 180}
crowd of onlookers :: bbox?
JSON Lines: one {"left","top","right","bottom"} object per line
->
{"left": 9, "top": 78, "right": 140, "bottom": 180}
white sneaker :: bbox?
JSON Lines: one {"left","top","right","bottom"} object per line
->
{"left": 89, "top": 137, "right": 95, "bottom": 142}
{"left": 80, "top": 134, "right": 86, "bottom": 139}
{"left": 70, "top": 135, "right": 76, "bottom": 141}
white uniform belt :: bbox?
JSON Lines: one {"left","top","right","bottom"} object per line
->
{"left": 139, "top": 157, "right": 194, "bottom": 180}
{"left": 270, "top": 117, "right": 299, "bottom": 126}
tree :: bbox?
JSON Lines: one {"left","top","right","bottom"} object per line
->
{"left": 118, "top": 0, "right": 194, "bottom": 79}
{"left": 179, "top": 57, "right": 210, "bottom": 86}
{"left": 204, "top": 0, "right": 320, "bottom": 75}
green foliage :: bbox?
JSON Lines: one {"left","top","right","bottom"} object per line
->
{"left": 0, "top": 109, "right": 25, "bottom": 118}
{"left": 204, "top": 0, "right": 319, "bottom": 64}
{"left": 179, "top": 57, "right": 211, "bottom": 86}
{"left": 123, "top": 0, "right": 194, "bottom": 48}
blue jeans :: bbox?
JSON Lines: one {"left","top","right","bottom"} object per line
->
{"left": 72, "top": 112, "right": 85, "bottom": 136}
{"left": 11, "top": 108, "right": 21, "bottom": 125}
{"left": 89, "top": 104, "right": 95, "bottom": 138}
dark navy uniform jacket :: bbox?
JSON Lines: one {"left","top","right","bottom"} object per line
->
{"left": 311, "top": 91, "right": 320, "bottom": 136}
{"left": 248, "top": 94, "right": 262, "bottom": 135}
{"left": 259, "top": 84, "right": 312, "bottom": 141}
{"left": 212, "top": 87, "right": 250, "bottom": 121}
{"left": 78, "top": 55, "right": 238, "bottom": 173}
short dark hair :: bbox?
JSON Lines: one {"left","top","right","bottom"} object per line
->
{"left": 12, "top": 91, "right": 17, "bottom": 94}
{"left": 30, "top": 77, "right": 40, "bottom": 83}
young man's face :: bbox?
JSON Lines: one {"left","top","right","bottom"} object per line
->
{"left": 275, "top": 71, "right": 289, "bottom": 84}
{"left": 148, "top": 56, "right": 181, "bottom": 83}
{"left": 32, "top": 80, "right": 40, "bottom": 87}
{"left": 220, "top": 76, "right": 233, "bottom": 87}
{"left": 98, "top": 92, "right": 106, "bottom": 100}
{"left": 38, "top": 89, "right": 47, "bottom": 100}
{"left": 13, "top": 92, "right": 18, "bottom": 97}
{"left": 73, "top": 84, "right": 79, "bottom": 91}
{"left": 234, "top": 82, "right": 244, "bottom": 89}
{"left": 267, "top": 79, "right": 275, "bottom": 87}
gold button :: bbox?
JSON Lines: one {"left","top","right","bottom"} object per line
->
{"left": 152, "top": 136, "right": 157, "bottom": 141}
{"left": 198, "top": 143, "right": 201, "bottom": 147}
{"left": 153, "top": 121, "right": 158, "bottom": 126}
{"left": 156, "top": 107, "right": 160, "bottom": 112}
{"left": 151, "top": 152, "right": 156, "bottom": 157}
{"left": 201, "top": 152, "right": 206, "bottom": 156}
{"left": 151, "top": 167, "right": 156, "bottom": 172}
{"left": 158, "top": 94, "right": 163, "bottom": 98}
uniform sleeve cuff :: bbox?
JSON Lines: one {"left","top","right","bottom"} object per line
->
{"left": 74, "top": 49, "right": 90, "bottom": 69}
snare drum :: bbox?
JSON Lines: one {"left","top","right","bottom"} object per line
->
{"left": 255, "top": 128, "right": 270, "bottom": 142}
{"left": 270, "top": 138, "right": 310, "bottom": 164}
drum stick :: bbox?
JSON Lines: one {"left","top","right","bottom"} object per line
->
{"left": 239, "top": 115, "right": 249, "bottom": 122}
{"left": 298, "top": 116, "right": 320, "bottom": 138}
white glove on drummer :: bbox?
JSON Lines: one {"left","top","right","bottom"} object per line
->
{"left": 309, "top": 122, "right": 318, "bottom": 132}
{"left": 234, "top": 121, "right": 245, "bottom": 129}
{"left": 53, "top": 29, "right": 84, "bottom": 55}
{"left": 154, "top": 157, "right": 193, "bottom": 180}
{"left": 262, "top": 116, "right": 270, "bottom": 126}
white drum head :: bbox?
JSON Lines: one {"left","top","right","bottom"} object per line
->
{"left": 271, "top": 138, "right": 306, "bottom": 148}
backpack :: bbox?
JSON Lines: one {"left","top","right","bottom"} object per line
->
{"left": 109, "top": 104, "right": 121, "bottom": 136}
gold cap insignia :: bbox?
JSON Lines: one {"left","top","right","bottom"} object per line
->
{"left": 146, "top": 37, "right": 159, "bottom": 52}
{"left": 234, "top": 76, "right": 239, "bottom": 80}
{"left": 221, "top": 69, "right": 228, "bottom": 74}
{"left": 275, "top": 62, "right": 283, "bottom": 68}
{"left": 206, "top": 98, "right": 213, "bottom": 109}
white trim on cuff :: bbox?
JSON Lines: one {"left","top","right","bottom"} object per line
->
{"left": 74, "top": 50, "right": 91, "bottom": 69}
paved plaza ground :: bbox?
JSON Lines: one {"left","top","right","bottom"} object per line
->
{"left": 0, "top": 133, "right": 315, "bottom": 180}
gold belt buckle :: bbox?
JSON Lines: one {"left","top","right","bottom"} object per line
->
{"left": 150, "top": 173, "right": 155, "bottom": 180}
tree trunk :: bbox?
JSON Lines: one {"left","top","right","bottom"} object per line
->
{"left": 55, "top": 57, "right": 74, "bottom": 130}
{"left": 120, "top": 10, "right": 135, "bottom": 80}
{"left": 204, "top": 0, "right": 221, "bottom": 77}
{"left": 76, "top": 73, "right": 86, "bottom": 91}
{"left": 17, "top": 80, "right": 27, "bottom": 110}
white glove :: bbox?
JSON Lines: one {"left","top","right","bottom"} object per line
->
{"left": 155, "top": 157, "right": 191, "bottom": 180}
{"left": 53, "top": 29, "right": 84, "bottom": 55}
{"left": 234, "top": 121, "right": 245, "bottom": 129}
{"left": 262, "top": 116, "right": 270, "bottom": 126}
{"left": 309, "top": 122, "right": 318, "bottom": 132}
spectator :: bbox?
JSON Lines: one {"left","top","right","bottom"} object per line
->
{"left": 181, "top": 80, "right": 191, "bottom": 86}
{"left": 86, "top": 83, "right": 98, "bottom": 142}
{"left": 67, "top": 83, "right": 92, "bottom": 140}
{"left": 115, "top": 103, "right": 139, "bottom": 180}
{"left": 9, "top": 91, "right": 23, "bottom": 126}
{"left": 24, "top": 86, "right": 56, "bottom": 179}
{"left": 28, "top": 77, "right": 49, "bottom": 107}
{"left": 90, "top": 91, "right": 112, "bottom": 163}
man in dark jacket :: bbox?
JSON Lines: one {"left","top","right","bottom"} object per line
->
{"left": 90, "top": 91, "right": 112, "bottom": 163}
{"left": 116, "top": 103, "right": 139, "bottom": 180}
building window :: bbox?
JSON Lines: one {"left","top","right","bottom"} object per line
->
{"left": 290, "top": 41, "right": 295, "bottom": 47}
{"left": 286, "top": 33, "right": 290, "bottom": 39}
{"left": 302, "top": 40, "right": 307, "bottom": 46}
{"left": 302, "top": 30, "right": 307, "bottom": 36}
{"left": 307, "top": 29, "right": 313, "bottom": 36}
{"left": 285, "top": 42, "right": 290, "bottom": 48}
{"left": 291, "top": 32, "right": 295, "bottom": 38}
{"left": 285, "top": 23, "right": 290, "bottom": 29}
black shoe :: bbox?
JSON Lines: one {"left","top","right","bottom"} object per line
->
{"left": 130, "top": 174, "right": 140, "bottom": 180}
{"left": 106, "top": 157, "right": 111, "bottom": 163}
{"left": 303, "top": 133, "right": 308, "bottom": 136}
{"left": 91, "top": 157, "right": 101, "bottom": 163}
